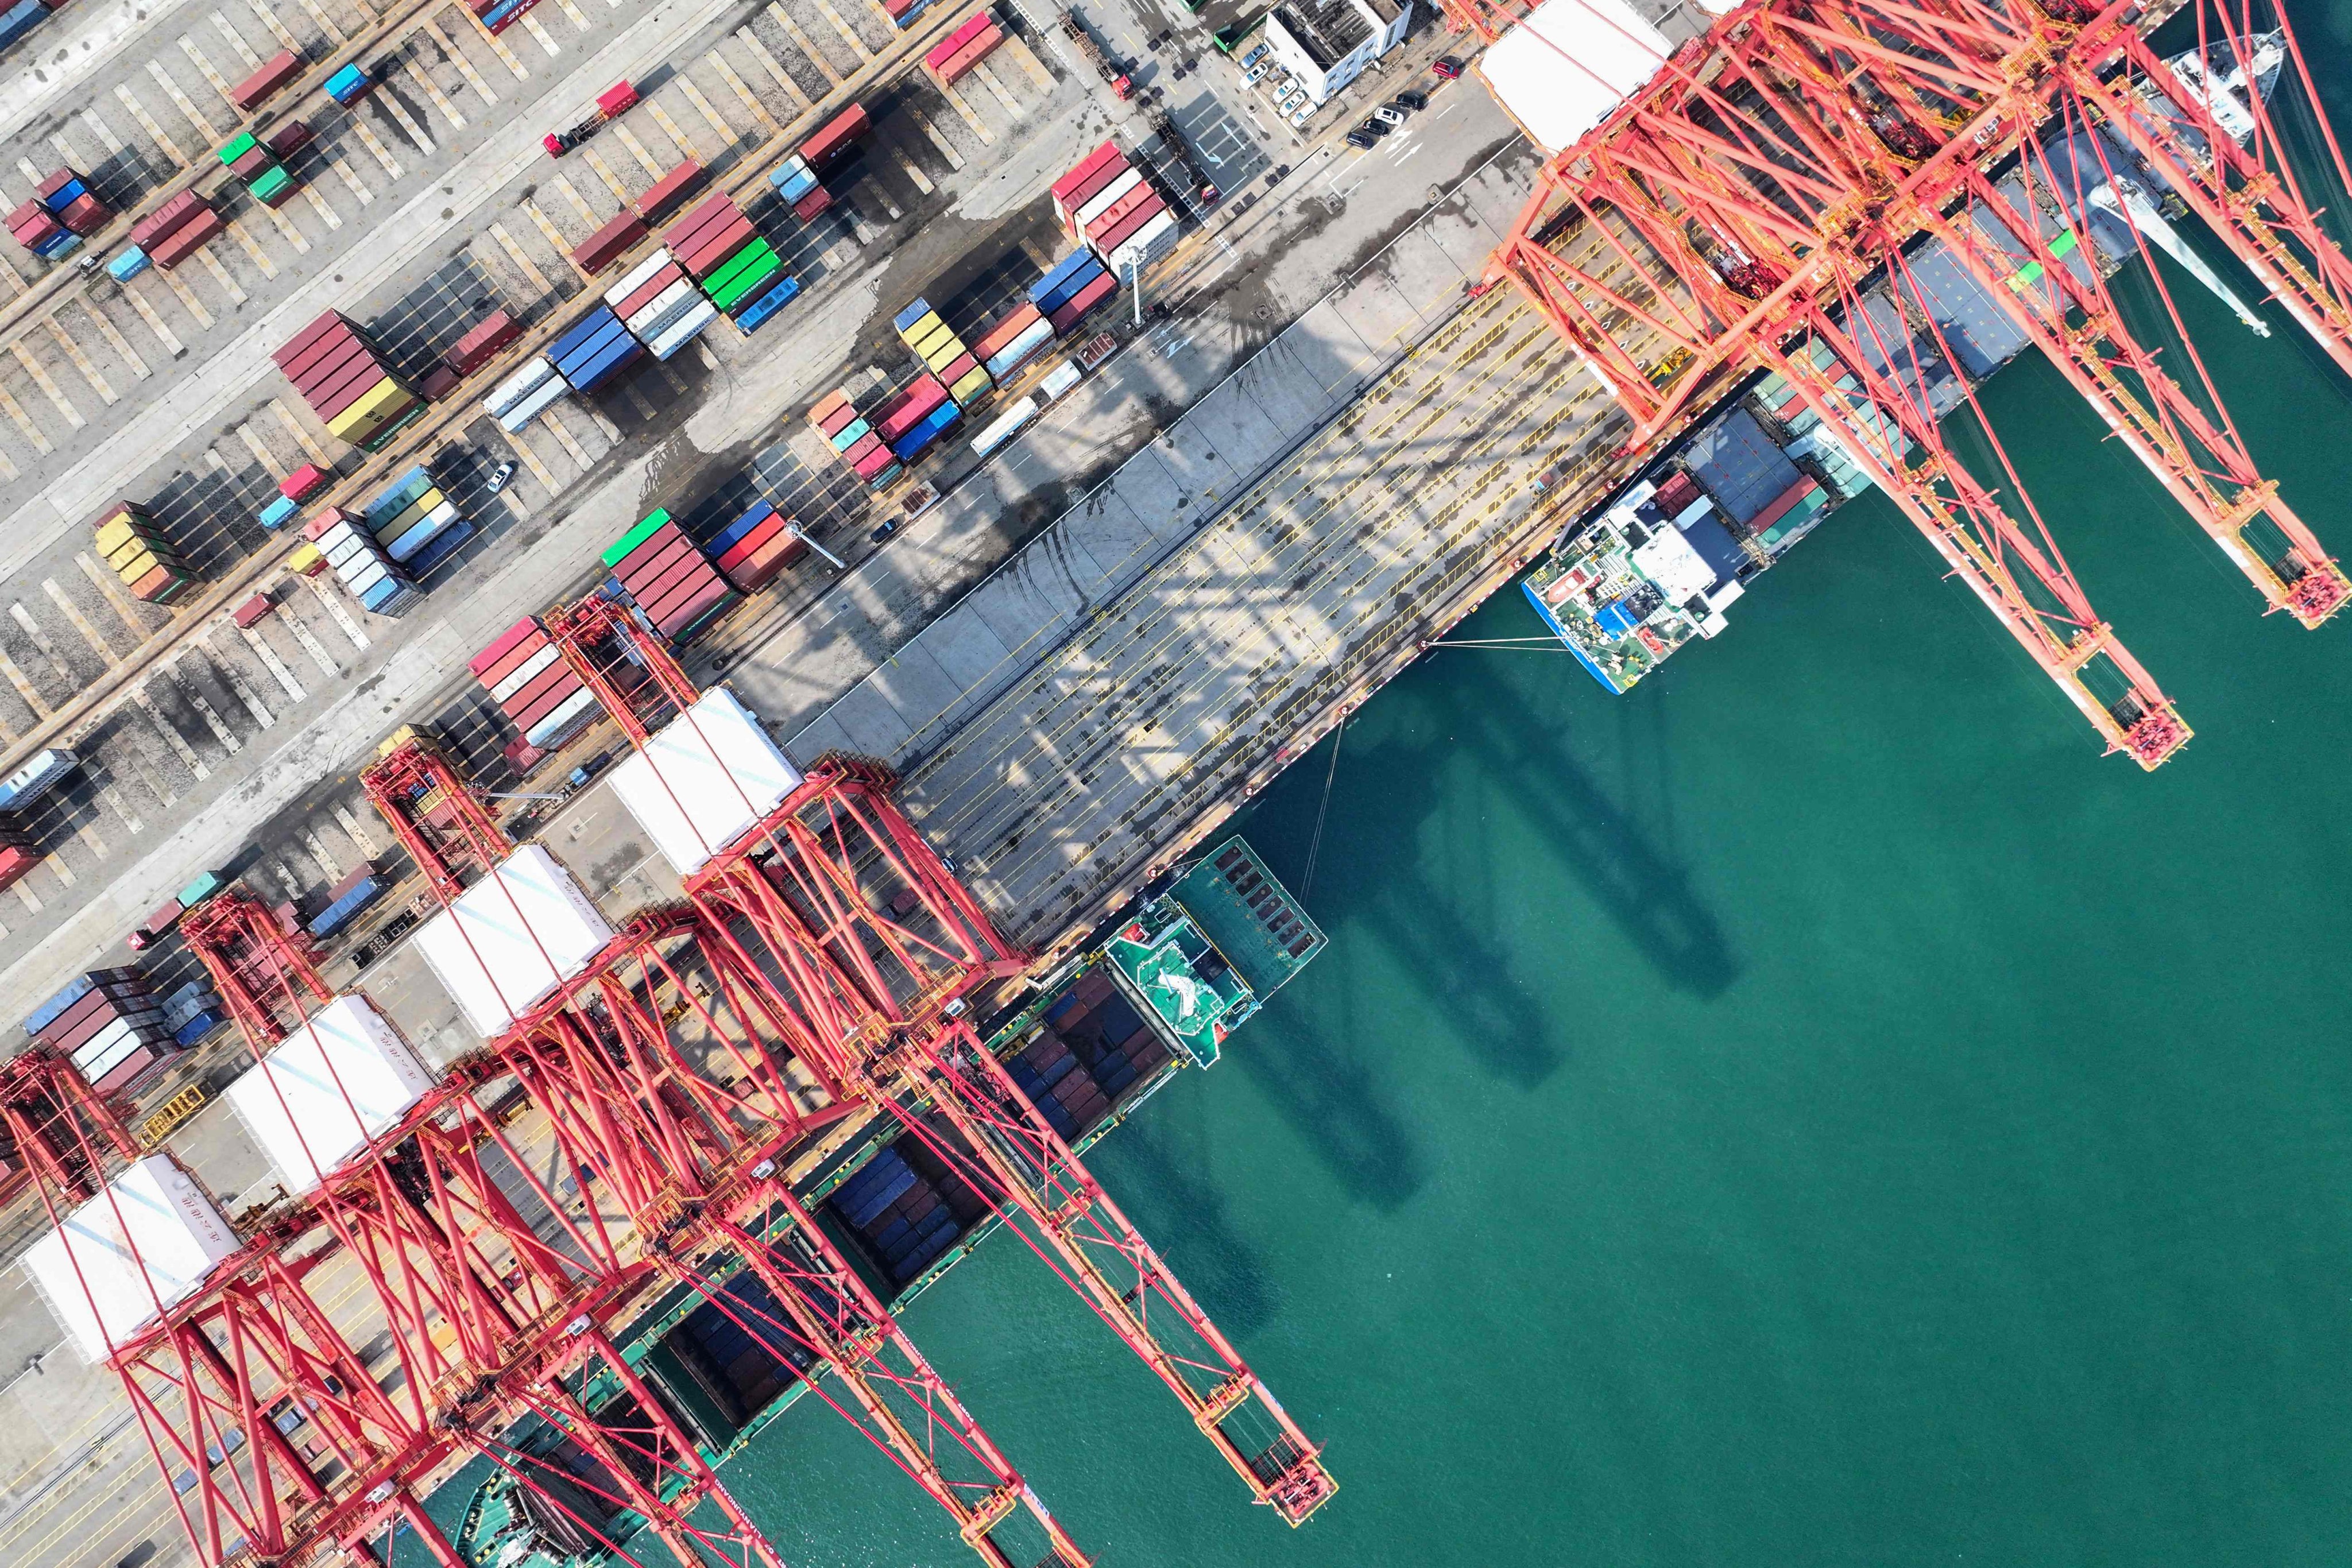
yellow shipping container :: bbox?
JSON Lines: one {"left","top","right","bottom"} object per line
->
{"left": 287, "top": 542, "right": 324, "bottom": 575}
{"left": 950, "top": 367, "right": 993, "bottom": 406}
{"left": 898, "top": 309, "right": 945, "bottom": 345}
{"left": 372, "top": 489, "right": 439, "bottom": 545}
{"left": 112, "top": 546, "right": 159, "bottom": 585}
{"left": 913, "top": 322, "right": 958, "bottom": 361}
{"left": 94, "top": 515, "right": 141, "bottom": 554}
{"left": 327, "top": 378, "right": 410, "bottom": 442}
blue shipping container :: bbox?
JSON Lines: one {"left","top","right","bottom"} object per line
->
{"left": 307, "top": 876, "right": 384, "bottom": 938}
{"left": 258, "top": 495, "right": 299, "bottom": 529}
{"left": 405, "top": 517, "right": 475, "bottom": 578}
{"left": 1030, "top": 250, "right": 1099, "bottom": 304}
{"left": 0, "top": 0, "right": 47, "bottom": 52}
{"left": 34, "top": 232, "right": 79, "bottom": 260}
{"left": 554, "top": 319, "right": 630, "bottom": 375}
{"left": 567, "top": 337, "right": 641, "bottom": 391}
{"left": 360, "top": 577, "right": 411, "bottom": 613}
{"left": 25, "top": 976, "right": 97, "bottom": 1038}
{"left": 366, "top": 464, "right": 432, "bottom": 526}
{"left": 891, "top": 299, "right": 933, "bottom": 334}
{"left": 769, "top": 162, "right": 817, "bottom": 202}
{"left": 324, "top": 63, "right": 369, "bottom": 102}
{"left": 479, "top": 0, "right": 531, "bottom": 28}
{"left": 733, "top": 275, "right": 799, "bottom": 332}
{"left": 1036, "top": 264, "right": 1107, "bottom": 318}
{"left": 710, "top": 501, "right": 776, "bottom": 556}
{"left": 889, "top": 402, "right": 958, "bottom": 462}
{"left": 388, "top": 512, "right": 452, "bottom": 562}
{"left": 39, "top": 177, "right": 86, "bottom": 214}
{"left": 173, "top": 1011, "right": 226, "bottom": 1048}
{"left": 107, "top": 247, "right": 150, "bottom": 281}
{"left": 550, "top": 308, "right": 621, "bottom": 362}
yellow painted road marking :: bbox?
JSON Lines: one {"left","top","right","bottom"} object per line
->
{"left": 147, "top": 57, "right": 224, "bottom": 141}
{"left": 254, "top": 198, "right": 310, "bottom": 252}
{"left": 477, "top": 18, "right": 530, "bottom": 79}
{"left": 0, "top": 383, "right": 54, "bottom": 452}
{"left": 47, "top": 134, "right": 82, "bottom": 173}
{"left": 542, "top": 407, "right": 591, "bottom": 466}
{"left": 941, "top": 82, "right": 993, "bottom": 144}
{"left": 809, "top": 0, "right": 872, "bottom": 60}
{"left": 521, "top": 12, "right": 560, "bottom": 55}
{"left": 488, "top": 222, "right": 554, "bottom": 296}
{"left": 677, "top": 76, "right": 737, "bottom": 151}
{"left": 179, "top": 36, "right": 241, "bottom": 109}
{"left": 710, "top": 51, "right": 779, "bottom": 135}
{"left": 270, "top": 397, "right": 332, "bottom": 463}
{"left": 523, "top": 200, "right": 579, "bottom": 269}
{"left": 45, "top": 318, "right": 118, "bottom": 404}
{"left": 501, "top": 423, "right": 560, "bottom": 492}
{"left": 609, "top": 122, "right": 665, "bottom": 176}
{"left": 45, "top": 852, "right": 78, "bottom": 886}
{"left": 404, "top": 58, "right": 465, "bottom": 129}
{"left": 13, "top": 342, "right": 84, "bottom": 427}
{"left": 133, "top": 686, "right": 210, "bottom": 777}
{"left": 237, "top": 422, "right": 283, "bottom": 477}
{"left": 225, "top": 216, "right": 278, "bottom": 278}
{"left": 913, "top": 110, "right": 962, "bottom": 168}
{"left": 330, "top": 153, "right": 374, "bottom": 204}
{"left": 581, "top": 146, "right": 632, "bottom": 203}
{"left": 423, "top": 20, "right": 498, "bottom": 103}
{"left": 1004, "top": 29, "right": 1054, "bottom": 91}
{"left": 11, "top": 603, "right": 79, "bottom": 686}
{"left": 197, "top": 246, "right": 248, "bottom": 303}
{"left": 102, "top": 784, "right": 145, "bottom": 834}
{"left": 892, "top": 148, "right": 933, "bottom": 194}
{"left": 557, "top": 0, "right": 589, "bottom": 24}
{"left": 301, "top": 827, "right": 341, "bottom": 874}
{"left": 377, "top": 85, "right": 438, "bottom": 153}
{"left": 292, "top": 0, "right": 346, "bottom": 45}
{"left": 552, "top": 173, "right": 600, "bottom": 229}
{"left": 76, "top": 555, "right": 145, "bottom": 638}
{"left": 208, "top": 10, "right": 264, "bottom": 67}
{"left": 0, "top": 446, "right": 16, "bottom": 482}
{"left": 974, "top": 59, "right": 1022, "bottom": 117}
{"left": 241, "top": 624, "right": 308, "bottom": 702}
{"left": 159, "top": 266, "right": 214, "bottom": 328}
{"left": 74, "top": 300, "right": 153, "bottom": 378}
{"left": 300, "top": 179, "right": 342, "bottom": 229}
{"left": 736, "top": 26, "right": 811, "bottom": 110}
{"left": 767, "top": 3, "right": 842, "bottom": 87}
{"left": 115, "top": 84, "right": 190, "bottom": 167}
{"left": 350, "top": 117, "right": 405, "bottom": 178}
{"left": 0, "top": 648, "right": 53, "bottom": 718}
{"left": 644, "top": 99, "right": 703, "bottom": 161}
{"left": 242, "top": 0, "right": 300, "bottom": 53}
{"left": 122, "top": 278, "right": 187, "bottom": 356}
{"left": 11, "top": 885, "right": 38, "bottom": 912}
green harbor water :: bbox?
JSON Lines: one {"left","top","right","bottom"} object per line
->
{"left": 707, "top": 40, "right": 2352, "bottom": 1568}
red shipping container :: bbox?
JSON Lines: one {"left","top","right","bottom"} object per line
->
{"left": 972, "top": 303, "right": 1043, "bottom": 362}
{"left": 230, "top": 145, "right": 274, "bottom": 180}
{"left": 635, "top": 160, "right": 705, "bottom": 223}
{"left": 274, "top": 310, "right": 348, "bottom": 370}
{"left": 663, "top": 193, "right": 736, "bottom": 253}
{"left": 149, "top": 208, "right": 226, "bottom": 269}
{"left": 1049, "top": 272, "right": 1117, "bottom": 335}
{"left": 842, "top": 431, "right": 883, "bottom": 466}
{"left": 10, "top": 198, "right": 53, "bottom": 237}
{"left": 231, "top": 48, "right": 304, "bottom": 110}
{"left": 303, "top": 506, "right": 360, "bottom": 541}
{"left": 478, "top": 645, "right": 556, "bottom": 701}
{"left": 615, "top": 263, "right": 685, "bottom": 322}
{"left": 715, "top": 510, "right": 786, "bottom": 568}
{"left": 266, "top": 120, "right": 314, "bottom": 157}
{"left": 649, "top": 578, "right": 729, "bottom": 638}
{"left": 34, "top": 168, "right": 76, "bottom": 201}
{"left": 681, "top": 218, "right": 754, "bottom": 278}
{"left": 791, "top": 187, "right": 833, "bottom": 222}
{"left": 94, "top": 1045, "right": 164, "bottom": 1098}
{"left": 11, "top": 212, "right": 63, "bottom": 249}
{"left": 811, "top": 392, "right": 854, "bottom": 432}
{"left": 1051, "top": 141, "right": 1126, "bottom": 212}
{"left": 233, "top": 593, "right": 274, "bottom": 628}
{"left": 0, "top": 846, "right": 40, "bottom": 893}
{"left": 130, "top": 192, "right": 210, "bottom": 251}
{"left": 939, "top": 353, "right": 978, "bottom": 388}
{"left": 934, "top": 27, "right": 1003, "bottom": 84}
{"left": 280, "top": 463, "right": 328, "bottom": 500}
{"left": 721, "top": 531, "right": 807, "bottom": 593}
{"left": 571, "top": 211, "right": 646, "bottom": 274}
{"left": 799, "top": 103, "right": 869, "bottom": 169}
{"left": 56, "top": 194, "right": 110, "bottom": 236}
{"left": 614, "top": 529, "right": 695, "bottom": 589}
{"left": 311, "top": 359, "right": 389, "bottom": 419}
{"left": 447, "top": 310, "right": 521, "bottom": 373}
{"left": 854, "top": 448, "right": 899, "bottom": 482}
{"left": 502, "top": 738, "right": 546, "bottom": 776}
{"left": 1089, "top": 192, "right": 1167, "bottom": 256}
{"left": 418, "top": 365, "right": 460, "bottom": 401}
{"left": 472, "top": 617, "right": 544, "bottom": 677}
{"left": 624, "top": 543, "right": 710, "bottom": 610}
{"left": 291, "top": 334, "right": 370, "bottom": 390}
{"left": 876, "top": 375, "right": 946, "bottom": 440}
{"left": 924, "top": 11, "right": 992, "bottom": 69}
{"left": 503, "top": 665, "right": 585, "bottom": 730}
{"left": 595, "top": 80, "right": 640, "bottom": 117}
{"left": 636, "top": 554, "right": 718, "bottom": 622}
{"left": 1084, "top": 182, "right": 1157, "bottom": 245}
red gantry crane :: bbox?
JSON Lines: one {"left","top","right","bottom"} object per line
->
{"left": 1462, "top": 0, "right": 2352, "bottom": 765}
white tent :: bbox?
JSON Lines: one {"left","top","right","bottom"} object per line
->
{"left": 22, "top": 1156, "right": 241, "bottom": 1361}
{"left": 609, "top": 688, "right": 803, "bottom": 877}
{"left": 414, "top": 845, "right": 616, "bottom": 1037}
{"left": 224, "top": 995, "right": 434, "bottom": 1193}
{"left": 1476, "top": 0, "right": 1673, "bottom": 153}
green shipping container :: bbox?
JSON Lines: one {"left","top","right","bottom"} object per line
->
{"left": 711, "top": 252, "right": 782, "bottom": 312}
{"left": 602, "top": 508, "right": 672, "bottom": 568}
{"left": 701, "top": 240, "right": 776, "bottom": 300}
{"left": 249, "top": 166, "right": 293, "bottom": 204}
{"left": 218, "top": 132, "right": 259, "bottom": 165}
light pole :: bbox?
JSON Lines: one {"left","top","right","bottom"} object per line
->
{"left": 788, "top": 521, "right": 846, "bottom": 570}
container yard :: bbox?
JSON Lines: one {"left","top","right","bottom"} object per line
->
{"left": 0, "top": 0, "right": 2342, "bottom": 1558}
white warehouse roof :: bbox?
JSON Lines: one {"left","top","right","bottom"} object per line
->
{"left": 224, "top": 995, "right": 434, "bottom": 1193}
{"left": 609, "top": 688, "right": 803, "bottom": 877}
{"left": 415, "top": 845, "right": 616, "bottom": 1037}
{"left": 22, "top": 1155, "right": 241, "bottom": 1362}
{"left": 1477, "top": 0, "right": 1672, "bottom": 153}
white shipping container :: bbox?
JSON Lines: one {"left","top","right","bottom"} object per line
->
{"left": 525, "top": 687, "right": 601, "bottom": 750}
{"left": 649, "top": 300, "right": 718, "bottom": 360}
{"left": 983, "top": 317, "right": 1055, "bottom": 382}
{"left": 491, "top": 643, "right": 560, "bottom": 703}
{"left": 72, "top": 1019, "right": 151, "bottom": 1081}
{"left": 500, "top": 375, "right": 570, "bottom": 432}
{"left": 609, "top": 688, "right": 803, "bottom": 876}
{"left": 483, "top": 357, "right": 555, "bottom": 419}
{"left": 342, "top": 558, "right": 388, "bottom": 597}
{"left": 225, "top": 996, "right": 434, "bottom": 1192}
{"left": 1073, "top": 168, "right": 1144, "bottom": 232}
{"left": 1105, "top": 210, "right": 1179, "bottom": 281}
{"left": 970, "top": 395, "right": 1040, "bottom": 458}
{"left": 1038, "top": 362, "right": 1083, "bottom": 401}
{"left": 414, "top": 845, "right": 616, "bottom": 1037}
{"left": 23, "top": 1156, "right": 242, "bottom": 1362}
{"left": 604, "top": 249, "right": 675, "bottom": 308}
{"left": 626, "top": 280, "right": 697, "bottom": 338}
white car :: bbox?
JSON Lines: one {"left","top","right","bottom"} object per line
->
{"left": 1372, "top": 104, "right": 1406, "bottom": 126}
{"left": 1287, "top": 104, "right": 1313, "bottom": 129}
{"left": 1246, "top": 60, "right": 1271, "bottom": 83}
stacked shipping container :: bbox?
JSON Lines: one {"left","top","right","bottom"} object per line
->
{"left": 473, "top": 618, "right": 600, "bottom": 753}
{"left": 1051, "top": 139, "right": 1178, "bottom": 290}
{"left": 275, "top": 311, "right": 420, "bottom": 450}
{"left": 871, "top": 373, "right": 960, "bottom": 463}
{"left": 548, "top": 307, "right": 641, "bottom": 393}
{"left": 362, "top": 465, "right": 472, "bottom": 574}
{"left": 602, "top": 510, "right": 734, "bottom": 642}
{"left": 634, "top": 160, "right": 705, "bottom": 223}
{"left": 924, "top": 10, "right": 1004, "bottom": 83}
{"left": 26, "top": 969, "right": 176, "bottom": 1098}
{"left": 126, "top": 191, "right": 221, "bottom": 272}
{"left": 893, "top": 299, "right": 992, "bottom": 408}
{"left": 707, "top": 500, "right": 807, "bottom": 593}
{"left": 810, "top": 389, "right": 901, "bottom": 489}
{"left": 10, "top": 168, "right": 109, "bottom": 260}
{"left": 483, "top": 357, "right": 567, "bottom": 430}
{"left": 604, "top": 247, "right": 717, "bottom": 359}
{"left": 94, "top": 502, "right": 194, "bottom": 604}
{"left": 663, "top": 193, "right": 797, "bottom": 330}
{"left": 229, "top": 48, "right": 303, "bottom": 110}
{"left": 304, "top": 507, "right": 417, "bottom": 613}
{"left": 1028, "top": 247, "right": 1115, "bottom": 336}
{"left": 767, "top": 154, "right": 832, "bottom": 222}
{"left": 971, "top": 301, "right": 1053, "bottom": 381}
{"left": 444, "top": 311, "right": 521, "bottom": 377}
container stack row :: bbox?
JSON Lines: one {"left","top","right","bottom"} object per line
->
{"left": 125, "top": 191, "right": 224, "bottom": 275}
{"left": 892, "top": 299, "right": 993, "bottom": 408}
{"left": 603, "top": 248, "right": 718, "bottom": 361}
{"left": 444, "top": 310, "right": 521, "bottom": 379}
{"left": 305, "top": 864, "right": 384, "bottom": 939}
{"left": 664, "top": 193, "right": 797, "bottom": 330}
{"left": 548, "top": 307, "right": 643, "bottom": 394}
{"left": 483, "top": 357, "right": 568, "bottom": 431}
{"left": 160, "top": 980, "right": 227, "bottom": 1048}
{"left": 1052, "top": 138, "right": 1177, "bottom": 288}
{"left": 767, "top": 155, "right": 832, "bottom": 223}
{"left": 872, "top": 373, "right": 961, "bottom": 463}
{"left": 970, "top": 301, "right": 1053, "bottom": 383}
{"left": 1029, "top": 246, "right": 1116, "bottom": 336}
{"left": 26, "top": 969, "right": 177, "bottom": 1099}
{"left": 811, "top": 389, "right": 902, "bottom": 489}
{"left": 256, "top": 462, "right": 328, "bottom": 531}
{"left": 601, "top": 510, "right": 734, "bottom": 643}
{"left": 707, "top": 500, "right": 807, "bottom": 594}
{"left": 635, "top": 160, "right": 706, "bottom": 224}
{"left": 9, "top": 167, "right": 109, "bottom": 261}
{"left": 362, "top": 464, "right": 473, "bottom": 575}
{"left": 924, "top": 10, "right": 1004, "bottom": 84}
{"left": 825, "top": 1140, "right": 987, "bottom": 1290}
{"left": 274, "top": 311, "right": 420, "bottom": 451}
{"left": 324, "top": 63, "right": 372, "bottom": 104}
{"left": 229, "top": 47, "right": 303, "bottom": 111}
{"left": 94, "top": 502, "right": 195, "bottom": 605}
{"left": 303, "top": 507, "right": 416, "bottom": 614}
{"left": 473, "top": 617, "right": 601, "bottom": 756}
{"left": 218, "top": 131, "right": 299, "bottom": 210}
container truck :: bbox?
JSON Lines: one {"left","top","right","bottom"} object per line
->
{"left": 546, "top": 80, "right": 639, "bottom": 157}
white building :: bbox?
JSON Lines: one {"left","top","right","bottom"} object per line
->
{"left": 1263, "top": 0, "right": 1411, "bottom": 106}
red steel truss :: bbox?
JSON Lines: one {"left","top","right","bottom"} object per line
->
{"left": 541, "top": 601, "right": 1336, "bottom": 1523}
{"left": 1482, "top": 0, "right": 2352, "bottom": 762}
{"left": 0, "top": 1046, "right": 142, "bottom": 1202}
{"left": 358, "top": 730, "right": 513, "bottom": 899}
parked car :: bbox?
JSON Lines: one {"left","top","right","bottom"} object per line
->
{"left": 1289, "top": 104, "right": 1314, "bottom": 129}
{"left": 1358, "top": 117, "right": 1391, "bottom": 137}
{"left": 1433, "top": 56, "right": 1464, "bottom": 79}
{"left": 1373, "top": 104, "right": 1406, "bottom": 126}
{"left": 1345, "top": 128, "right": 1379, "bottom": 150}
{"left": 1396, "top": 90, "right": 1428, "bottom": 111}
{"left": 486, "top": 459, "right": 517, "bottom": 495}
